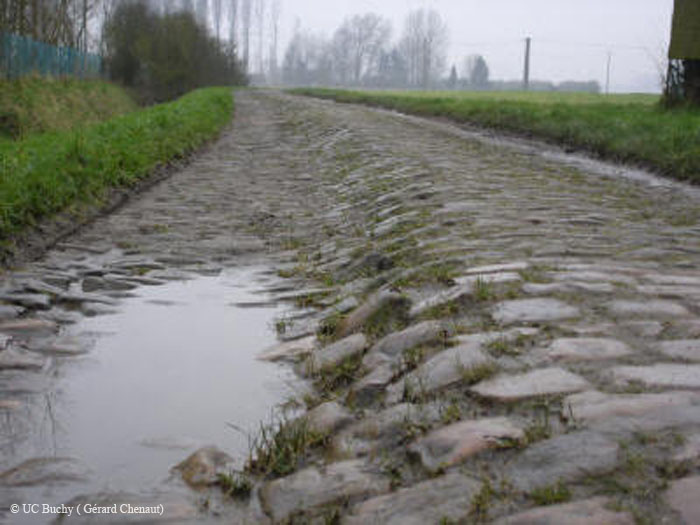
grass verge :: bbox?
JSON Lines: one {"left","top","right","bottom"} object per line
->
{"left": 290, "top": 88, "right": 700, "bottom": 183}
{"left": 0, "top": 76, "right": 136, "bottom": 138}
{"left": 0, "top": 87, "right": 233, "bottom": 249}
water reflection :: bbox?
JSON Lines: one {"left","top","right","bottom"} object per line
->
{"left": 0, "top": 267, "right": 299, "bottom": 522}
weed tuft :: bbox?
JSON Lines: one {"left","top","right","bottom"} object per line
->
{"left": 530, "top": 481, "right": 571, "bottom": 506}
{"left": 246, "top": 416, "right": 329, "bottom": 478}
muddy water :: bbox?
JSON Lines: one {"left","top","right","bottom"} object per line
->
{"left": 1, "top": 267, "right": 300, "bottom": 523}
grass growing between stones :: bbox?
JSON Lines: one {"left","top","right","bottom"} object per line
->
{"left": 246, "top": 416, "right": 329, "bottom": 478}
{"left": 530, "top": 481, "right": 572, "bottom": 506}
{"left": 291, "top": 88, "right": 700, "bottom": 183}
{"left": 0, "top": 87, "right": 233, "bottom": 244}
{"left": 313, "top": 354, "right": 365, "bottom": 394}
{"left": 217, "top": 471, "right": 254, "bottom": 499}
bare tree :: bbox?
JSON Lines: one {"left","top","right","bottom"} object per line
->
{"left": 331, "top": 13, "right": 390, "bottom": 85}
{"left": 399, "top": 8, "right": 447, "bottom": 88}
{"left": 212, "top": 0, "right": 223, "bottom": 42}
{"left": 1, "top": 0, "right": 102, "bottom": 49}
{"left": 241, "top": 0, "right": 251, "bottom": 71}
{"left": 268, "top": 0, "right": 280, "bottom": 81}
{"left": 195, "top": 0, "right": 207, "bottom": 26}
{"left": 228, "top": 0, "right": 237, "bottom": 46}
{"left": 254, "top": 0, "right": 264, "bottom": 75}
{"left": 282, "top": 22, "right": 331, "bottom": 86}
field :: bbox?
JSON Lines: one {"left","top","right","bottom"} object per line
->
{"left": 291, "top": 88, "right": 700, "bottom": 183}
{"left": 0, "top": 86, "right": 233, "bottom": 246}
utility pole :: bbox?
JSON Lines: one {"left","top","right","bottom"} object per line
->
{"left": 605, "top": 51, "right": 612, "bottom": 95}
{"left": 523, "top": 36, "right": 531, "bottom": 91}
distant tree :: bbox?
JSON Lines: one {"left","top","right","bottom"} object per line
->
{"left": 375, "top": 47, "right": 408, "bottom": 87}
{"left": 282, "top": 23, "right": 330, "bottom": 86}
{"left": 399, "top": 8, "right": 448, "bottom": 88}
{"left": 241, "top": 0, "right": 251, "bottom": 71}
{"left": 268, "top": 0, "right": 281, "bottom": 81}
{"left": 557, "top": 80, "right": 600, "bottom": 93}
{"left": 0, "top": 0, "right": 102, "bottom": 49}
{"left": 330, "top": 13, "right": 390, "bottom": 85}
{"left": 212, "top": 0, "right": 223, "bottom": 42}
{"left": 470, "top": 55, "right": 489, "bottom": 89}
{"left": 254, "top": 0, "right": 265, "bottom": 75}
{"left": 103, "top": 0, "right": 246, "bottom": 103}
{"left": 228, "top": 0, "right": 237, "bottom": 46}
{"left": 447, "top": 64, "right": 458, "bottom": 89}
{"left": 195, "top": 0, "right": 208, "bottom": 25}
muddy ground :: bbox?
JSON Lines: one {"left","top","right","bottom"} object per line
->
{"left": 3, "top": 90, "right": 700, "bottom": 523}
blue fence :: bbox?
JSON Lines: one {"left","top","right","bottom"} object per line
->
{"left": 0, "top": 32, "right": 102, "bottom": 79}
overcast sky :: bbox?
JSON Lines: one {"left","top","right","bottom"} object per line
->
{"left": 277, "top": 0, "right": 674, "bottom": 92}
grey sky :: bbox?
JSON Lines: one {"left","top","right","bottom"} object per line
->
{"left": 277, "top": 0, "right": 674, "bottom": 92}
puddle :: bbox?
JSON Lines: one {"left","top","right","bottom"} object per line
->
{"left": 0, "top": 267, "right": 300, "bottom": 522}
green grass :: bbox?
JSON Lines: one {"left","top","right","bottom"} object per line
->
{"left": 0, "top": 87, "right": 233, "bottom": 245}
{"left": 291, "top": 88, "right": 700, "bottom": 183}
{"left": 0, "top": 76, "right": 136, "bottom": 138}
{"left": 246, "top": 416, "right": 329, "bottom": 478}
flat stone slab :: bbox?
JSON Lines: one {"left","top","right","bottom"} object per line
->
{"left": 410, "top": 417, "right": 525, "bottom": 472}
{"left": 258, "top": 335, "right": 316, "bottom": 362}
{"left": 0, "top": 319, "right": 59, "bottom": 337}
{"left": 666, "top": 476, "right": 700, "bottom": 525}
{"left": 545, "top": 338, "right": 632, "bottom": 362}
{"left": 0, "top": 293, "right": 51, "bottom": 310}
{"left": 503, "top": 431, "right": 619, "bottom": 491}
{"left": 463, "top": 262, "right": 529, "bottom": 275}
{"left": 645, "top": 274, "right": 700, "bottom": 286}
{"left": 471, "top": 368, "right": 590, "bottom": 402}
{"left": 307, "top": 333, "right": 367, "bottom": 373}
{"left": 454, "top": 327, "right": 539, "bottom": 348}
{"left": 523, "top": 281, "right": 615, "bottom": 295}
{"left": 562, "top": 391, "right": 699, "bottom": 424}
{"left": 0, "top": 305, "right": 25, "bottom": 320}
{"left": 345, "top": 472, "right": 482, "bottom": 525}
{"left": 409, "top": 284, "right": 472, "bottom": 318}
{"left": 492, "top": 299, "right": 580, "bottom": 325}
{"left": 0, "top": 457, "right": 90, "bottom": 486}
{"left": 260, "top": 460, "right": 390, "bottom": 522}
{"left": 454, "top": 271, "right": 522, "bottom": 287}
{"left": 339, "top": 291, "right": 409, "bottom": 337}
{"left": 410, "top": 273, "right": 522, "bottom": 317}
{"left": 387, "top": 344, "right": 495, "bottom": 403}
{"left": 353, "top": 364, "right": 395, "bottom": 405}
{"left": 363, "top": 320, "right": 452, "bottom": 368}
{"left": 605, "top": 300, "right": 690, "bottom": 318}
{"left": 674, "top": 433, "right": 700, "bottom": 462}
{"left": 622, "top": 320, "right": 665, "bottom": 338}
{"left": 552, "top": 270, "right": 636, "bottom": 285}
{"left": 0, "top": 348, "right": 45, "bottom": 370}
{"left": 494, "top": 497, "right": 634, "bottom": 525}
{"left": 305, "top": 401, "right": 353, "bottom": 435}
{"left": 608, "top": 364, "right": 700, "bottom": 389}
{"left": 637, "top": 285, "right": 700, "bottom": 298}
{"left": 25, "top": 336, "right": 91, "bottom": 356}
{"left": 333, "top": 403, "right": 441, "bottom": 457}
{"left": 659, "top": 340, "right": 700, "bottom": 362}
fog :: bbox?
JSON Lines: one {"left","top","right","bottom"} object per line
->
{"left": 277, "top": 0, "right": 673, "bottom": 93}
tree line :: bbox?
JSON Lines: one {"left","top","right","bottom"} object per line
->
{"left": 103, "top": 1, "right": 247, "bottom": 103}
{"left": 282, "top": 8, "right": 452, "bottom": 89}
{"left": 0, "top": 0, "right": 98, "bottom": 51}
{"left": 0, "top": 1, "right": 250, "bottom": 103}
